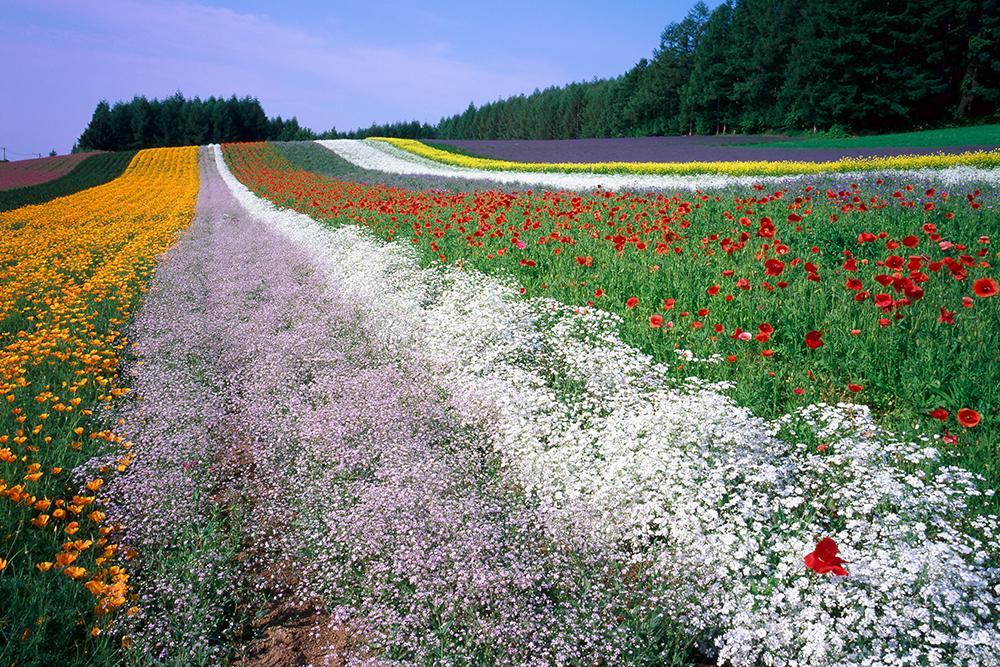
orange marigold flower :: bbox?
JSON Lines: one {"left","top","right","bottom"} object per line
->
{"left": 64, "top": 566, "right": 87, "bottom": 580}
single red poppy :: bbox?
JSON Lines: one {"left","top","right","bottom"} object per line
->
{"left": 626, "top": 297, "right": 639, "bottom": 309}
{"left": 707, "top": 285, "right": 720, "bottom": 296}
{"left": 929, "top": 408, "right": 949, "bottom": 421}
{"left": 957, "top": 408, "right": 981, "bottom": 428}
{"left": 764, "top": 259, "right": 785, "bottom": 276}
{"left": 649, "top": 314, "right": 663, "bottom": 328}
{"left": 847, "top": 384, "right": 863, "bottom": 393}
{"left": 805, "top": 330, "right": 824, "bottom": 349}
{"left": 594, "top": 289, "right": 605, "bottom": 298}
{"left": 972, "top": 277, "right": 998, "bottom": 298}
{"left": 938, "top": 308, "right": 956, "bottom": 324}
{"left": 804, "top": 537, "right": 848, "bottom": 576}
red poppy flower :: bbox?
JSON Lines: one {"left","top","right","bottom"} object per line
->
{"left": 662, "top": 298, "right": 675, "bottom": 310}
{"left": 847, "top": 384, "right": 863, "bottom": 393}
{"left": 649, "top": 314, "right": 663, "bottom": 328}
{"left": 929, "top": 408, "right": 949, "bottom": 422}
{"left": 594, "top": 289, "right": 604, "bottom": 298}
{"left": 764, "top": 259, "right": 785, "bottom": 276}
{"left": 804, "top": 538, "right": 848, "bottom": 576}
{"left": 707, "top": 285, "right": 720, "bottom": 296}
{"left": 874, "top": 293, "right": 893, "bottom": 309}
{"left": 805, "top": 330, "right": 824, "bottom": 349}
{"left": 626, "top": 297, "right": 639, "bottom": 309}
{"left": 938, "top": 308, "right": 956, "bottom": 324}
{"left": 794, "top": 387, "right": 805, "bottom": 395}
{"left": 957, "top": 408, "right": 981, "bottom": 428}
{"left": 972, "top": 278, "right": 998, "bottom": 298}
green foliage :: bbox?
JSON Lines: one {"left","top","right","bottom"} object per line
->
{"left": 76, "top": 93, "right": 318, "bottom": 151}
{"left": 388, "top": 0, "right": 1000, "bottom": 140}
{"left": 755, "top": 124, "right": 1000, "bottom": 148}
{"left": 0, "top": 152, "right": 136, "bottom": 212}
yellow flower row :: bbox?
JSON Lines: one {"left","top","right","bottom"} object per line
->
{"left": 0, "top": 147, "right": 199, "bottom": 641}
{"left": 370, "top": 137, "right": 1000, "bottom": 176}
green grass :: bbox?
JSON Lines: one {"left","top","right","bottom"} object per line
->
{"left": 758, "top": 124, "right": 1000, "bottom": 149}
{"left": 0, "top": 151, "right": 136, "bottom": 212}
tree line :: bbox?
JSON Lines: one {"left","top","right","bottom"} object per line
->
{"left": 77, "top": 0, "right": 998, "bottom": 149}
{"left": 360, "top": 0, "right": 999, "bottom": 139}
{"left": 75, "top": 94, "right": 323, "bottom": 151}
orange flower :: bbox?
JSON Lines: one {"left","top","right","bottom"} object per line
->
{"left": 55, "top": 551, "right": 79, "bottom": 567}
{"left": 63, "top": 566, "right": 87, "bottom": 580}
{"left": 36, "top": 562, "right": 53, "bottom": 572}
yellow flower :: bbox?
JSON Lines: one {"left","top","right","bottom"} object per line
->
{"left": 63, "top": 566, "right": 87, "bottom": 580}
{"left": 36, "top": 561, "right": 53, "bottom": 572}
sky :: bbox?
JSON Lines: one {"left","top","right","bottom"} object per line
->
{"left": 1, "top": 0, "right": 702, "bottom": 155}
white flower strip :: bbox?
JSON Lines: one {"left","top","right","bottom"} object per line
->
{"left": 317, "top": 139, "right": 1000, "bottom": 191}
{"left": 211, "top": 145, "right": 1000, "bottom": 666}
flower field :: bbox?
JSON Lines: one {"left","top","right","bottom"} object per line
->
{"left": 0, "top": 147, "right": 199, "bottom": 662}
{"left": 1, "top": 139, "right": 997, "bottom": 665}
{"left": 218, "top": 141, "right": 998, "bottom": 664}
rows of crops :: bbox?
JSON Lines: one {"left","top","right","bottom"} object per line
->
{"left": 0, "top": 140, "right": 996, "bottom": 665}
{"left": 0, "top": 152, "right": 138, "bottom": 213}
{"left": 0, "top": 153, "right": 99, "bottom": 191}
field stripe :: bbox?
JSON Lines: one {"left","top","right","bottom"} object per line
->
{"left": 376, "top": 137, "right": 1000, "bottom": 176}
{"left": 318, "top": 139, "right": 1000, "bottom": 191}
{"left": 0, "top": 151, "right": 138, "bottom": 212}
{"left": 0, "top": 152, "right": 99, "bottom": 191}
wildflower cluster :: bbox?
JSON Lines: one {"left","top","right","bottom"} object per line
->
{"left": 217, "top": 144, "right": 999, "bottom": 665}
{"left": 227, "top": 142, "right": 999, "bottom": 487}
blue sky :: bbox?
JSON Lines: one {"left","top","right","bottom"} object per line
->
{"left": 2, "top": 0, "right": 703, "bottom": 154}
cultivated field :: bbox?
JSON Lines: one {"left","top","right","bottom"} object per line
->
{"left": 0, "top": 152, "right": 99, "bottom": 190}
{"left": 433, "top": 129, "right": 1000, "bottom": 164}
{"left": 1, "top": 138, "right": 997, "bottom": 666}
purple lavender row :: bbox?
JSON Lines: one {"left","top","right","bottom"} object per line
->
{"left": 101, "top": 148, "right": 667, "bottom": 664}
{"left": 432, "top": 136, "right": 999, "bottom": 164}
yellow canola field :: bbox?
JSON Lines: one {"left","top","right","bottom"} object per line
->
{"left": 0, "top": 147, "right": 198, "bottom": 626}
{"left": 372, "top": 137, "right": 1000, "bottom": 176}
